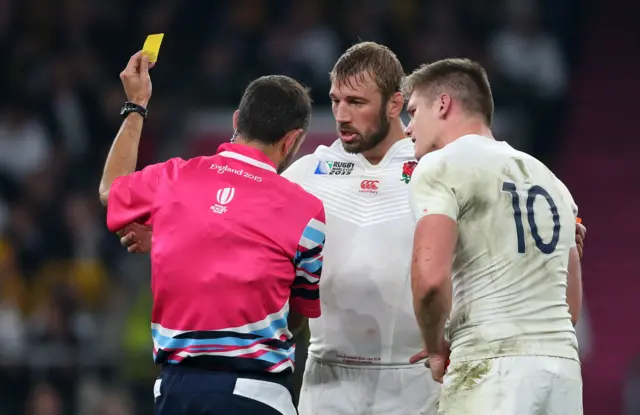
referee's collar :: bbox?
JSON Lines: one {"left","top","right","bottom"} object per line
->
{"left": 216, "top": 143, "right": 278, "bottom": 173}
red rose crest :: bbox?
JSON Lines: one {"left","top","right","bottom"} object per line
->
{"left": 401, "top": 161, "right": 417, "bottom": 184}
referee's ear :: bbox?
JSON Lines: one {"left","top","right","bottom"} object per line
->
{"left": 281, "top": 128, "right": 305, "bottom": 155}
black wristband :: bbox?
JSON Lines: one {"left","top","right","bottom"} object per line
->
{"left": 120, "top": 101, "right": 148, "bottom": 120}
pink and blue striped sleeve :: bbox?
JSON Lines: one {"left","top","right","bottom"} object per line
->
{"left": 290, "top": 206, "right": 326, "bottom": 318}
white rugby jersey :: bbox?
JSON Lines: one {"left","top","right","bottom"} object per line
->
{"left": 410, "top": 134, "right": 579, "bottom": 363}
{"left": 282, "top": 138, "right": 422, "bottom": 366}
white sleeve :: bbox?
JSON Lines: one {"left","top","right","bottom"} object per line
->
{"left": 409, "top": 155, "right": 459, "bottom": 222}
{"left": 555, "top": 176, "right": 578, "bottom": 218}
{"left": 281, "top": 154, "right": 317, "bottom": 184}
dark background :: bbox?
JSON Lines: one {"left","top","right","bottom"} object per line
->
{"left": 0, "top": 0, "right": 637, "bottom": 414}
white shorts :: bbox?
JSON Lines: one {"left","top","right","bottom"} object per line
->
{"left": 298, "top": 356, "right": 440, "bottom": 415}
{"left": 439, "top": 356, "right": 583, "bottom": 415}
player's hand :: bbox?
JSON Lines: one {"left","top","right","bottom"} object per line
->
{"left": 117, "top": 223, "right": 152, "bottom": 254}
{"left": 575, "top": 222, "right": 586, "bottom": 260}
{"left": 120, "top": 51, "right": 154, "bottom": 107}
{"left": 428, "top": 353, "right": 449, "bottom": 384}
{"left": 410, "top": 340, "right": 450, "bottom": 377}
{"left": 409, "top": 349, "right": 429, "bottom": 364}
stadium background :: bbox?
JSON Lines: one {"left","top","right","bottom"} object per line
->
{"left": 0, "top": 0, "right": 637, "bottom": 414}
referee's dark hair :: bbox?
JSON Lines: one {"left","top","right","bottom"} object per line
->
{"left": 237, "top": 75, "right": 312, "bottom": 145}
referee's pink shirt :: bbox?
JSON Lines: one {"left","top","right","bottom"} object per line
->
{"left": 106, "top": 143, "right": 326, "bottom": 374}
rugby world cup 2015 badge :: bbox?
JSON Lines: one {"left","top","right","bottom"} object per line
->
{"left": 314, "top": 161, "right": 355, "bottom": 176}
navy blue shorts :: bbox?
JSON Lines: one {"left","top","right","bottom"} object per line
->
{"left": 154, "top": 365, "right": 297, "bottom": 415}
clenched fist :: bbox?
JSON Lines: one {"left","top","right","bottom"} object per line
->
{"left": 117, "top": 222, "right": 152, "bottom": 254}
{"left": 120, "top": 51, "right": 154, "bottom": 107}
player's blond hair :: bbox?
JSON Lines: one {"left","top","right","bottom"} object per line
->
{"left": 402, "top": 58, "right": 494, "bottom": 126}
{"left": 330, "top": 42, "right": 404, "bottom": 101}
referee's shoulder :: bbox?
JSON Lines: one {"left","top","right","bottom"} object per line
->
{"left": 276, "top": 167, "right": 324, "bottom": 213}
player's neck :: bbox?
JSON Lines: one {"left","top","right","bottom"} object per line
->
{"left": 361, "top": 119, "right": 406, "bottom": 165}
{"left": 440, "top": 119, "right": 494, "bottom": 148}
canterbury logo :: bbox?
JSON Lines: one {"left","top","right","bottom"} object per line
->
{"left": 216, "top": 187, "right": 235, "bottom": 205}
{"left": 360, "top": 180, "right": 379, "bottom": 191}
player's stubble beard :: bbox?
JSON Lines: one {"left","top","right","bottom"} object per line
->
{"left": 340, "top": 105, "right": 390, "bottom": 154}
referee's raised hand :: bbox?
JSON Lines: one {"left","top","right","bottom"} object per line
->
{"left": 119, "top": 51, "right": 153, "bottom": 106}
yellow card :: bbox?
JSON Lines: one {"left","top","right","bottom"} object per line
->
{"left": 142, "top": 33, "right": 164, "bottom": 63}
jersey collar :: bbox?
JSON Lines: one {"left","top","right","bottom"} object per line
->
{"left": 352, "top": 137, "right": 413, "bottom": 170}
{"left": 216, "top": 143, "right": 278, "bottom": 173}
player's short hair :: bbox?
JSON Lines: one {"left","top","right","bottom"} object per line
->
{"left": 330, "top": 42, "right": 404, "bottom": 101}
{"left": 402, "top": 58, "right": 494, "bottom": 125}
{"left": 237, "top": 75, "right": 312, "bottom": 145}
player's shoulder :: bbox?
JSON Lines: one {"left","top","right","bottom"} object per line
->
{"left": 504, "top": 147, "right": 568, "bottom": 188}
{"left": 391, "top": 138, "right": 417, "bottom": 160}
{"left": 313, "top": 139, "right": 357, "bottom": 166}
{"left": 436, "top": 135, "right": 535, "bottom": 173}
{"left": 281, "top": 154, "right": 319, "bottom": 181}
{"left": 552, "top": 174, "right": 571, "bottom": 195}
{"left": 412, "top": 136, "right": 496, "bottom": 187}
{"left": 442, "top": 134, "right": 498, "bottom": 160}
{"left": 414, "top": 145, "right": 458, "bottom": 178}
{"left": 282, "top": 139, "right": 350, "bottom": 181}
{"left": 550, "top": 173, "right": 578, "bottom": 216}
{"left": 387, "top": 138, "right": 417, "bottom": 168}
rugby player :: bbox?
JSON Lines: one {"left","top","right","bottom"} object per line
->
{"left": 405, "top": 58, "right": 583, "bottom": 414}
{"left": 282, "top": 42, "right": 441, "bottom": 415}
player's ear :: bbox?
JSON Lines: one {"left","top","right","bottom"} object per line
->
{"left": 387, "top": 91, "right": 405, "bottom": 119}
{"left": 436, "top": 94, "right": 452, "bottom": 119}
{"left": 232, "top": 109, "right": 240, "bottom": 130}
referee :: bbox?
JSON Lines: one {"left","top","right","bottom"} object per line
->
{"left": 99, "top": 51, "right": 326, "bottom": 415}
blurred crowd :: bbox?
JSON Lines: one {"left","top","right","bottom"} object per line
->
{"left": 0, "top": 0, "right": 580, "bottom": 413}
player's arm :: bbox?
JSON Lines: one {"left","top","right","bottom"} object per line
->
{"left": 555, "top": 176, "right": 586, "bottom": 258}
{"left": 409, "top": 158, "right": 459, "bottom": 357}
{"left": 567, "top": 205, "right": 582, "bottom": 326}
{"left": 412, "top": 216, "right": 456, "bottom": 355}
{"left": 288, "top": 204, "right": 326, "bottom": 335}
{"left": 555, "top": 176, "right": 583, "bottom": 324}
{"left": 567, "top": 246, "right": 582, "bottom": 326}
{"left": 575, "top": 220, "right": 586, "bottom": 259}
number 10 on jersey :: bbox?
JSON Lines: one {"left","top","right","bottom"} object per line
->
{"left": 502, "top": 182, "right": 561, "bottom": 254}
